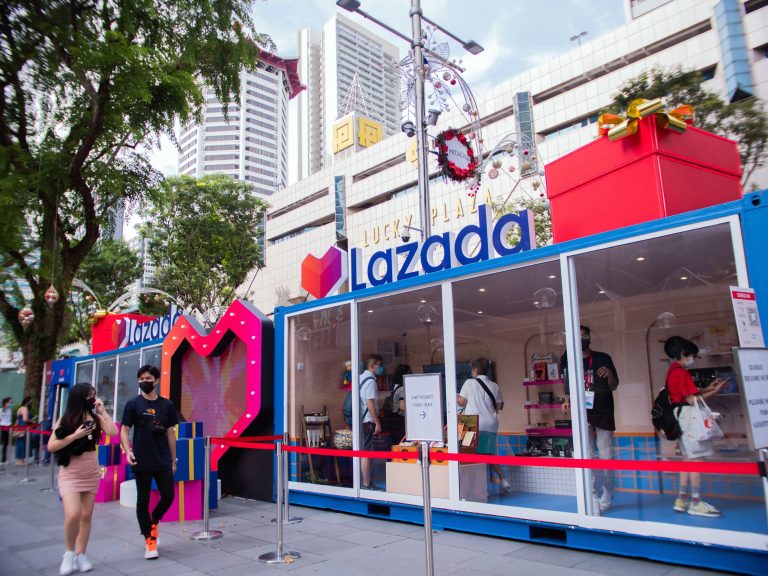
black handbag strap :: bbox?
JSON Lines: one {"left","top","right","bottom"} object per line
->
{"left": 475, "top": 378, "right": 497, "bottom": 411}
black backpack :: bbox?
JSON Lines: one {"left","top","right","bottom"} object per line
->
{"left": 343, "top": 376, "right": 374, "bottom": 425}
{"left": 651, "top": 387, "right": 683, "bottom": 440}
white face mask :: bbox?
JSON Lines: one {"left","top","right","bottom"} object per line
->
{"left": 682, "top": 355, "right": 695, "bottom": 367}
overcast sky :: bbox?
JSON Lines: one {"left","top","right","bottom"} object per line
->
{"left": 146, "top": 0, "right": 627, "bottom": 176}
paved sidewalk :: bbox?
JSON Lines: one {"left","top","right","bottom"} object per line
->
{"left": 0, "top": 463, "right": 730, "bottom": 576}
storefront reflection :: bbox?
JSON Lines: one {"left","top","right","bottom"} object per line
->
{"left": 451, "top": 260, "right": 576, "bottom": 512}
{"left": 358, "top": 286, "right": 444, "bottom": 495}
{"left": 287, "top": 304, "right": 353, "bottom": 487}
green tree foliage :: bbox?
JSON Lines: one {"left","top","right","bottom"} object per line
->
{"left": 67, "top": 240, "right": 142, "bottom": 344}
{"left": 606, "top": 66, "right": 768, "bottom": 189}
{"left": 141, "top": 175, "right": 268, "bottom": 318}
{"left": 494, "top": 194, "right": 553, "bottom": 248}
{"left": 0, "top": 1, "right": 272, "bottom": 398}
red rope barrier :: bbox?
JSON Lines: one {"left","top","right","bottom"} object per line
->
{"left": 284, "top": 444, "right": 418, "bottom": 460}
{"left": 211, "top": 438, "right": 277, "bottom": 451}
{"left": 197, "top": 435, "right": 761, "bottom": 476}
{"left": 283, "top": 444, "right": 759, "bottom": 475}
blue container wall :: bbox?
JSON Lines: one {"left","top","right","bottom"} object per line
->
{"left": 741, "top": 190, "right": 768, "bottom": 338}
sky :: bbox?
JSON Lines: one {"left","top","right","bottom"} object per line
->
{"left": 146, "top": 0, "right": 628, "bottom": 177}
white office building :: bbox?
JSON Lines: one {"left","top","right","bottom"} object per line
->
{"left": 294, "top": 12, "right": 401, "bottom": 179}
{"left": 177, "top": 54, "right": 303, "bottom": 198}
{"left": 242, "top": 0, "right": 768, "bottom": 313}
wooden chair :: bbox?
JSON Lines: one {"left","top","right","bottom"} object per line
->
{"left": 300, "top": 405, "right": 340, "bottom": 484}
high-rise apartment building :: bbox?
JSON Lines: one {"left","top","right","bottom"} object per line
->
{"left": 295, "top": 13, "right": 401, "bottom": 179}
{"left": 177, "top": 54, "right": 303, "bottom": 198}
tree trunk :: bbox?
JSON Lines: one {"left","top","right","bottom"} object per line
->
{"left": 22, "top": 341, "right": 46, "bottom": 411}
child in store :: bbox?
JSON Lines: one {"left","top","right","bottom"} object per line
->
{"left": 663, "top": 336, "right": 726, "bottom": 517}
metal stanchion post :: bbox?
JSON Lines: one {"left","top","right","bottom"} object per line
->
{"left": 260, "top": 439, "right": 300, "bottom": 563}
{"left": 37, "top": 430, "right": 43, "bottom": 466}
{"left": 191, "top": 436, "right": 222, "bottom": 541}
{"left": 761, "top": 448, "right": 768, "bottom": 526}
{"left": 17, "top": 428, "right": 36, "bottom": 483}
{"left": 272, "top": 432, "right": 302, "bottom": 525}
{"left": 420, "top": 441, "right": 434, "bottom": 576}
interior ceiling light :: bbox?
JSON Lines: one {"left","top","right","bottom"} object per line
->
{"left": 636, "top": 257, "right": 646, "bottom": 261}
{"left": 680, "top": 276, "right": 688, "bottom": 280}
{"left": 478, "top": 288, "right": 486, "bottom": 292}
{"left": 548, "top": 275, "right": 557, "bottom": 279}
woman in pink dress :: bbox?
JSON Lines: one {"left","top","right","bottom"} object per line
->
{"left": 48, "top": 383, "right": 118, "bottom": 575}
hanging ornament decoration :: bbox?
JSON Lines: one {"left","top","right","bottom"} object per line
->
{"left": 443, "top": 72, "right": 452, "bottom": 81}
{"left": 492, "top": 160, "right": 502, "bottom": 169}
{"left": 18, "top": 305, "right": 34, "bottom": 328}
{"left": 488, "top": 168, "right": 499, "bottom": 180}
{"left": 435, "top": 128, "right": 479, "bottom": 183}
{"left": 44, "top": 285, "right": 59, "bottom": 307}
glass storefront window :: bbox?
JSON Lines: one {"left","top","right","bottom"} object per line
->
{"left": 95, "top": 357, "right": 117, "bottom": 419}
{"left": 451, "top": 260, "right": 574, "bottom": 511}
{"left": 287, "top": 304, "right": 352, "bottom": 487}
{"left": 141, "top": 346, "right": 162, "bottom": 370}
{"left": 116, "top": 351, "right": 141, "bottom": 424}
{"left": 569, "top": 223, "right": 765, "bottom": 532}
{"left": 75, "top": 360, "right": 94, "bottom": 387}
{"left": 357, "top": 285, "right": 444, "bottom": 495}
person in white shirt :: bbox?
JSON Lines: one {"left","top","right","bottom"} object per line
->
{"left": 0, "top": 397, "right": 12, "bottom": 465}
{"left": 360, "top": 354, "right": 383, "bottom": 489}
{"left": 457, "top": 358, "right": 511, "bottom": 493}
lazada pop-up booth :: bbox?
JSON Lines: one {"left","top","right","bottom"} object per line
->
{"left": 274, "top": 105, "right": 768, "bottom": 574}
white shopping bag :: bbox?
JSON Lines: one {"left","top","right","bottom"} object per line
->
{"left": 687, "top": 397, "right": 724, "bottom": 441}
{"left": 677, "top": 405, "right": 715, "bottom": 459}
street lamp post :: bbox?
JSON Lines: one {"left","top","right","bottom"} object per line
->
{"left": 570, "top": 31, "right": 588, "bottom": 46}
{"left": 410, "top": 0, "right": 431, "bottom": 239}
{"left": 336, "top": 0, "right": 483, "bottom": 240}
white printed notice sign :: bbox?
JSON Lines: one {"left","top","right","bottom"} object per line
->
{"left": 730, "top": 287, "right": 765, "bottom": 347}
{"left": 403, "top": 373, "right": 444, "bottom": 442}
{"left": 733, "top": 348, "right": 768, "bottom": 450}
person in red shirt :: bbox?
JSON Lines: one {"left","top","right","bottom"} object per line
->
{"left": 663, "top": 336, "right": 726, "bottom": 517}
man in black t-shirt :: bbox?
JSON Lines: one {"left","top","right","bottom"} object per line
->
{"left": 560, "top": 326, "right": 619, "bottom": 513}
{"left": 120, "top": 365, "right": 178, "bottom": 560}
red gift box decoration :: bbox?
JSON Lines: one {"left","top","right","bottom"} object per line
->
{"left": 545, "top": 98, "right": 742, "bottom": 243}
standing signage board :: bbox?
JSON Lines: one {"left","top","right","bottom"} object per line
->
{"left": 732, "top": 347, "right": 768, "bottom": 450}
{"left": 403, "top": 373, "right": 444, "bottom": 442}
{"left": 730, "top": 287, "right": 765, "bottom": 347}
{"left": 402, "top": 372, "right": 444, "bottom": 576}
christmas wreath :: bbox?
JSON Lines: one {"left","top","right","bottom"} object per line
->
{"left": 435, "top": 128, "right": 479, "bottom": 182}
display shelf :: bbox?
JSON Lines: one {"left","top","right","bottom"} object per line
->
{"left": 523, "top": 379, "right": 565, "bottom": 386}
{"left": 523, "top": 403, "right": 564, "bottom": 410}
{"left": 525, "top": 427, "right": 572, "bottom": 436}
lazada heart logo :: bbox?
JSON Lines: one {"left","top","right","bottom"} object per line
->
{"left": 159, "top": 300, "right": 270, "bottom": 470}
{"left": 301, "top": 246, "right": 348, "bottom": 299}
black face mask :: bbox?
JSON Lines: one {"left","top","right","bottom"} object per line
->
{"left": 139, "top": 381, "right": 155, "bottom": 394}
{"left": 581, "top": 338, "right": 591, "bottom": 350}
{"left": 85, "top": 397, "right": 96, "bottom": 412}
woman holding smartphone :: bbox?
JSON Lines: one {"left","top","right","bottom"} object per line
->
{"left": 48, "top": 383, "right": 118, "bottom": 575}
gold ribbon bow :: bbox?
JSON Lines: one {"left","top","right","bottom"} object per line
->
{"left": 597, "top": 98, "right": 695, "bottom": 141}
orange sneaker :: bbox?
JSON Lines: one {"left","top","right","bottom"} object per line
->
{"left": 144, "top": 537, "right": 158, "bottom": 559}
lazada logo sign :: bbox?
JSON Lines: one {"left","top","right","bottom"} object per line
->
{"left": 301, "top": 246, "right": 348, "bottom": 299}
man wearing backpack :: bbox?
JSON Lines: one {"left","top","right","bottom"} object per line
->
{"left": 560, "top": 325, "right": 619, "bottom": 513}
{"left": 360, "top": 354, "right": 384, "bottom": 490}
{"left": 663, "top": 336, "right": 726, "bottom": 517}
